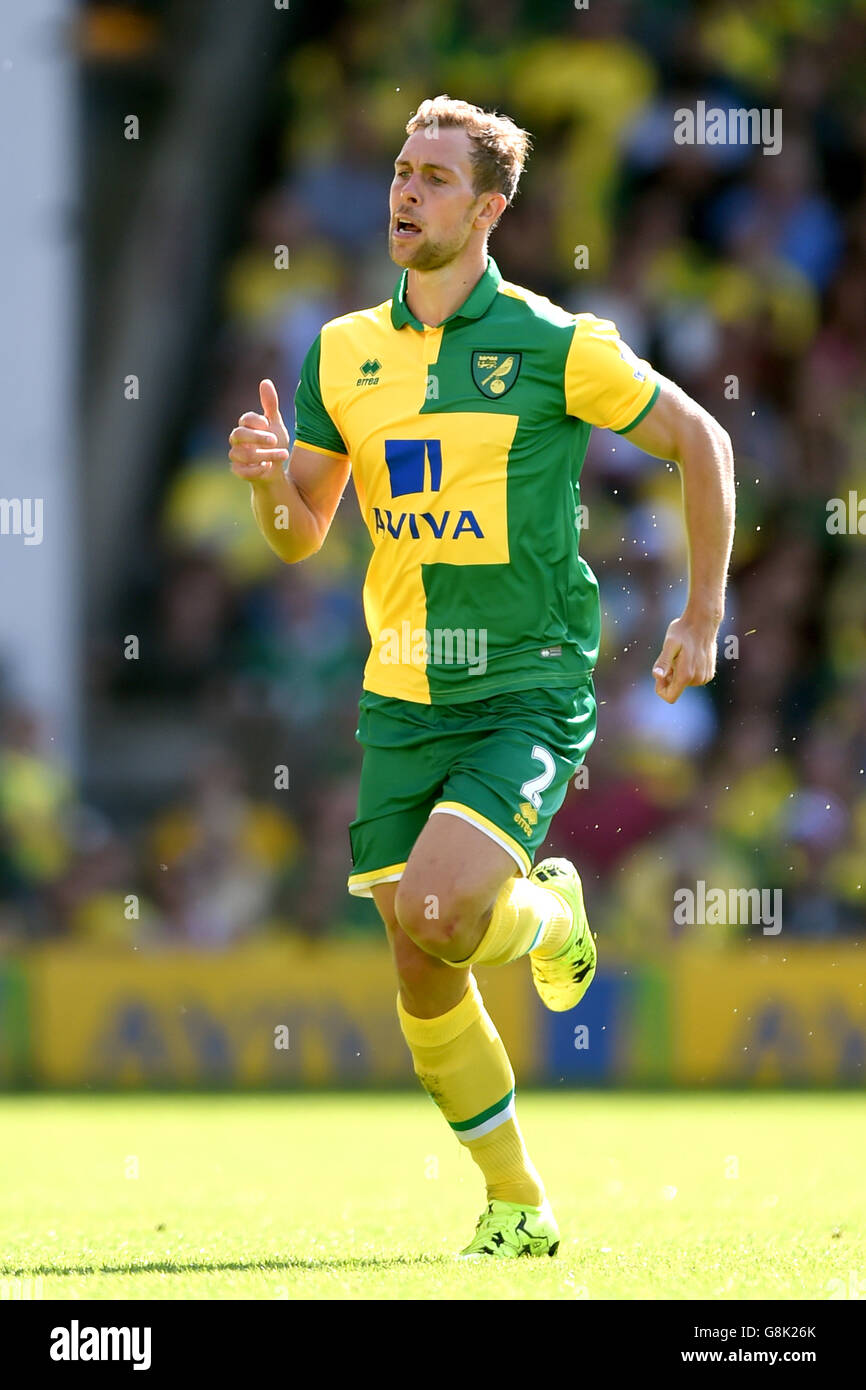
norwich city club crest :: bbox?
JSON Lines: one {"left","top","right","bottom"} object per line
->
{"left": 471, "top": 350, "right": 522, "bottom": 399}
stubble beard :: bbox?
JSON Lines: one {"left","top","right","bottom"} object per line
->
{"left": 388, "top": 214, "right": 475, "bottom": 272}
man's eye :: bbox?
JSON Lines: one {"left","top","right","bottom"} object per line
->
{"left": 431, "top": 176, "right": 445, "bottom": 184}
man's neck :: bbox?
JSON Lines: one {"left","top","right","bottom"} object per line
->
{"left": 404, "top": 246, "right": 488, "bottom": 327}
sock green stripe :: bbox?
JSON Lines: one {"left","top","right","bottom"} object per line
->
{"left": 450, "top": 1088, "right": 515, "bottom": 1134}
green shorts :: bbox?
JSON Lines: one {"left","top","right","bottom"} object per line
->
{"left": 347, "top": 677, "right": 597, "bottom": 896}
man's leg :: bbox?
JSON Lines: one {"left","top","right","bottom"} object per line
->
{"left": 371, "top": 820, "right": 553, "bottom": 1209}
{"left": 394, "top": 809, "right": 576, "bottom": 967}
{"left": 373, "top": 881, "right": 468, "bottom": 1020}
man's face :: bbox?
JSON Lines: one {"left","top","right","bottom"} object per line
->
{"left": 388, "top": 127, "right": 486, "bottom": 271}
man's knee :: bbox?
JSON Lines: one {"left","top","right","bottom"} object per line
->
{"left": 373, "top": 882, "right": 458, "bottom": 982}
{"left": 394, "top": 876, "right": 486, "bottom": 958}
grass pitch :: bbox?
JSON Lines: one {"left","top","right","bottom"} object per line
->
{"left": 1, "top": 1092, "right": 863, "bottom": 1300}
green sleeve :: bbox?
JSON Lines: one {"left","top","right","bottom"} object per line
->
{"left": 293, "top": 333, "right": 348, "bottom": 455}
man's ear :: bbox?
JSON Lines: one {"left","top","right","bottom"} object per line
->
{"left": 475, "top": 191, "right": 507, "bottom": 231}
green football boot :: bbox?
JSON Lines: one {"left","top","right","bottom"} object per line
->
{"left": 458, "top": 1197, "right": 560, "bottom": 1259}
{"left": 529, "top": 857, "right": 597, "bottom": 1012}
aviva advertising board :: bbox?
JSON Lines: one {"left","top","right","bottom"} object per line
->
{"left": 0, "top": 941, "right": 862, "bottom": 1087}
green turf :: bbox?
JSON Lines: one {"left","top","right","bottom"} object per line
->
{"left": 0, "top": 1093, "right": 863, "bottom": 1300}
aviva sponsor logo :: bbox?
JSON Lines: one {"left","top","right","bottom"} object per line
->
{"left": 385, "top": 438, "right": 442, "bottom": 496}
{"left": 378, "top": 437, "right": 483, "bottom": 541}
{"left": 373, "top": 508, "right": 484, "bottom": 539}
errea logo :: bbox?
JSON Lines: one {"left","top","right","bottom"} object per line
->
{"left": 357, "top": 358, "right": 381, "bottom": 386}
{"left": 514, "top": 800, "right": 538, "bottom": 837}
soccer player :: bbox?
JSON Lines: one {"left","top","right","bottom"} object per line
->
{"left": 229, "top": 96, "right": 735, "bottom": 1258}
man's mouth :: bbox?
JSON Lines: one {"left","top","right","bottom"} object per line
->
{"left": 393, "top": 216, "right": 423, "bottom": 240}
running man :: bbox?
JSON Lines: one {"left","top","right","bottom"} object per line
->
{"left": 229, "top": 95, "right": 735, "bottom": 1258}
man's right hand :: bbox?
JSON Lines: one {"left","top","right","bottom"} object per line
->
{"left": 228, "top": 379, "right": 290, "bottom": 482}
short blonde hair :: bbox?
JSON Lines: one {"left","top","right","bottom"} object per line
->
{"left": 405, "top": 95, "right": 532, "bottom": 219}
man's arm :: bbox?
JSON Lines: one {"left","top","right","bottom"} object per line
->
{"left": 249, "top": 442, "right": 351, "bottom": 563}
{"left": 229, "top": 379, "right": 351, "bottom": 563}
{"left": 621, "top": 376, "right": 735, "bottom": 703}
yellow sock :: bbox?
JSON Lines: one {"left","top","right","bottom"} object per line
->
{"left": 397, "top": 974, "right": 544, "bottom": 1206}
{"left": 444, "top": 874, "right": 574, "bottom": 968}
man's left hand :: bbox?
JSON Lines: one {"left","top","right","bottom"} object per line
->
{"left": 652, "top": 614, "right": 719, "bottom": 703}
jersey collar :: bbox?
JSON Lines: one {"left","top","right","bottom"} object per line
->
{"left": 390, "top": 255, "right": 502, "bottom": 330}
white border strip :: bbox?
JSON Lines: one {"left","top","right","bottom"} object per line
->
{"left": 347, "top": 869, "right": 405, "bottom": 899}
{"left": 429, "top": 805, "right": 528, "bottom": 876}
{"left": 455, "top": 1095, "right": 517, "bottom": 1143}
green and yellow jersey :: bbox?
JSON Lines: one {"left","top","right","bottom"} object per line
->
{"left": 294, "top": 255, "right": 659, "bottom": 704}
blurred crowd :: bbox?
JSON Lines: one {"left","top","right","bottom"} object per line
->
{"left": 2, "top": 0, "right": 864, "bottom": 947}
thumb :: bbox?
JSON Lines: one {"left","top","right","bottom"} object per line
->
{"left": 259, "top": 378, "right": 283, "bottom": 427}
{"left": 653, "top": 635, "right": 680, "bottom": 681}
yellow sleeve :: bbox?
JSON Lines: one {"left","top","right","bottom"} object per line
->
{"left": 564, "top": 314, "right": 660, "bottom": 432}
